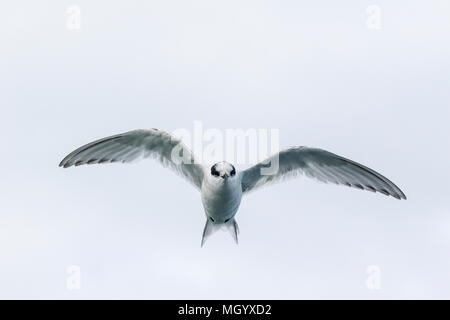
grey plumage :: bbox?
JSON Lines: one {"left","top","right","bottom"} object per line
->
{"left": 59, "top": 129, "right": 204, "bottom": 189}
{"left": 240, "top": 147, "right": 406, "bottom": 200}
{"left": 60, "top": 129, "right": 406, "bottom": 246}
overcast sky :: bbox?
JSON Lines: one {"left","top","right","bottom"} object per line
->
{"left": 1, "top": 0, "right": 450, "bottom": 299}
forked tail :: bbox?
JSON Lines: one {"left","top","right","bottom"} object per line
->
{"left": 201, "top": 218, "right": 239, "bottom": 247}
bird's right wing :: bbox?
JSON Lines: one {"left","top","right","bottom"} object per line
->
{"left": 59, "top": 129, "right": 205, "bottom": 189}
{"left": 240, "top": 147, "right": 406, "bottom": 199}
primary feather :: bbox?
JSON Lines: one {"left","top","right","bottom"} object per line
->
{"left": 59, "top": 129, "right": 205, "bottom": 189}
{"left": 240, "top": 147, "right": 406, "bottom": 200}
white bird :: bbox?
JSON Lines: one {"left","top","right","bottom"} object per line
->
{"left": 59, "top": 129, "right": 406, "bottom": 246}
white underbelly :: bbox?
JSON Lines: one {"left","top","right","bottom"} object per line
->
{"left": 201, "top": 179, "right": 242, "bottom": 222}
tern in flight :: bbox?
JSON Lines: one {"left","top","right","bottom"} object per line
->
{"left": 59, "top": 129, "right": 406, "bottom": 246}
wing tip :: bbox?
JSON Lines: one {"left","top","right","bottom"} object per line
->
{"left": 391, "top": 187, "right": 407, "bottom": 200}
{"left": 383, "top": 190, "right": 407, "bottom": 200}
{"left": 59, "top": 160, "right": 70, "bottom": 168}
{"left": 346, "top": 182, "right": 407, "bottom": 200}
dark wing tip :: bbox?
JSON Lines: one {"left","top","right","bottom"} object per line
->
{"left": 392, "top": 193, "right": 407, "bottom": 200}
{"left": 59, "top": 157, "right": 73, "bottom": 168}
{"left": 388, "top": 186, "right": 407, "bottom": 200}
{"left": 381, "top": 189, "right": 407, "bottom": 200}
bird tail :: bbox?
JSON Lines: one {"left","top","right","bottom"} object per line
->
{"left": 201, "top": 218, "right": 239, "bottom": 247}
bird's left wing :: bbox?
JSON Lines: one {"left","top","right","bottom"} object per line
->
{"left": 59, "top": 129, "right": 205, "bottom": 189}
{"left": 240, "top": 147, "right": 406, "bottom": 199}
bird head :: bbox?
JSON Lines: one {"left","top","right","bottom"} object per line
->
{"left": 210, "top": 162, "right": 236, "bottom": 179}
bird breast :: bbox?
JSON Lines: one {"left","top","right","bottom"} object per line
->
{"left": 201, "top": 176, "right": 242, "bottom": 221}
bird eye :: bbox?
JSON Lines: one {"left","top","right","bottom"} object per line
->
{"left": 230, "top": 168, "right": 236, "bottom": 176}
{"left": 211, "top": 166, "right": 220, "bottom": 176}
{"left": 224, "top": 218, "right": 230, "bottom": 223}
{"left": 210, "top": 217, "right": 215, "bottom": 222}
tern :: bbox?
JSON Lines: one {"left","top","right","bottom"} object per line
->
{"left": 59, "top": 129, "right": 406, "bottom": 246}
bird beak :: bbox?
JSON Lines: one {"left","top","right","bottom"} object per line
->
{"left": 220, "top": 173, "right": 229, "bottom": 179}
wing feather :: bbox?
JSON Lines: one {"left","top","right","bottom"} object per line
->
{"left": 59, "top": 129, "right": 205, "bottom": 189}
{"left": 240, "top": 147, "right": 406, "bottom": 199}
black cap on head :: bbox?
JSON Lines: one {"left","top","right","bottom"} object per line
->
{"left": 211, "top": 162, "right": 236, "bottom": 178}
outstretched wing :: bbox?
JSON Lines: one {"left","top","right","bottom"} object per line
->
{"left": 59, "top": 129, "right": 205, "bottom": 189}
{"left": 240, "top": 147, "right": 406, "bottom": 199}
